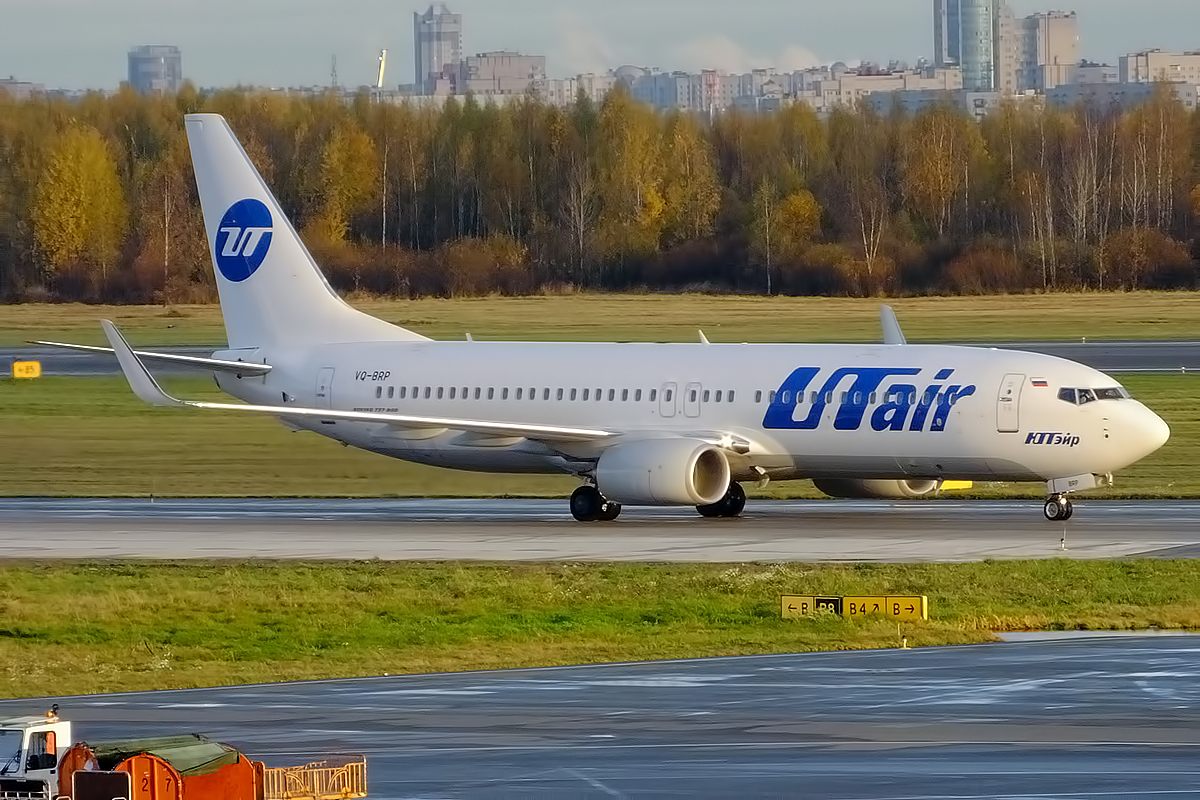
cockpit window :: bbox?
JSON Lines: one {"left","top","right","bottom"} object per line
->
{"left": 1057, "top": 388, "right": 1077, "bottom": 404}
{"left": 1077, "top": 389, "right": 1096, "bottom": 405}
{"left": 1095, "top": 387, "right": 1127, "bottom": 401}
{"left": 1058, "top": 386, "right": 1128, "bottom": 405}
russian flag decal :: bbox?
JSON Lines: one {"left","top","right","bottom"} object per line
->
{"left": 1031, "top": 379, "right": 1048, "bottom": 387}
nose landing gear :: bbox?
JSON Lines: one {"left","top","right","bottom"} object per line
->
{"left": 1043, "top": 494, "right": 1074, "bottom": 521}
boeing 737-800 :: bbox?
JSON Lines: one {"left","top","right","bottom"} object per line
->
{"left": 42, "top": 114, "right": 1171, "bottom": 522}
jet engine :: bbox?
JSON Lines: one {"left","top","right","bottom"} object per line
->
{"left": 812, "top": 478, "right": 940, "bottom": 500}
{"left": 596, "top": 438, "right": 730, "bottom": 506}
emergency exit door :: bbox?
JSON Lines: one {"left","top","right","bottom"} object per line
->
{"left": 997, "top": 373, "right": 1024, "bottom": 433}
{"left": 316, "top": 367, "right": 335, "bottom": 409}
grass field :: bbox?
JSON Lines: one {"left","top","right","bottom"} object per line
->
{"left": 3, "top": 560, "right": 1199, "bottom": 698}
{"left": 0, "top": 373, "right": 1194, "bottom": 498}
{"left": 3, "top": 291, "right": 1200, "bottom": 347}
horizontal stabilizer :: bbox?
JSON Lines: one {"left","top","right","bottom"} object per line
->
{"left": 100, "top": 320, "right": 613, "bottom": 444}
{"left": 32, "top": 339, "right": 271, "bottom": 376}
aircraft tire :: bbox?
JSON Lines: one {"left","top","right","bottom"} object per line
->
{"left": 570, "top": 486, "right": 603, "bottom": 522}
{"left": 1043, "top": 496, "right": 1071, "bottom": 521}
{"left": 598, "top": 501, "right": 622, "bottom": 521}
{"left": 697, "top": 482, "right": 746, "bottom": 519}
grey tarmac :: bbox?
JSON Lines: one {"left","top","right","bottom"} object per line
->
{"left": 2, "top": 498, "right": 1199, "bottom": 562}
{"left": 4, "top": 340, "right": 1199, "bottom": 377}
{"left": 3, "top": 637, "right": 1199, "bottom": 798}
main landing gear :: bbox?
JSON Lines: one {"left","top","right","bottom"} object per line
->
{"left": 697, "top": 482, "right": 746, "bottom": 519}
{"left": 570, "top": 485, "right": 622, "bottom": 522}
{"left": 1043, "top": 494, "right": 1074, "bottom": 521}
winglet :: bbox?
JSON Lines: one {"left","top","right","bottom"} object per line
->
{"left": 100, "top": 320, "right": 185, "bottom": 407}
{"left": 880, "top": 305, "right": 906, "bottom": 345}
{"left": 699, "top": 330, "right": 710, "bottom": 345}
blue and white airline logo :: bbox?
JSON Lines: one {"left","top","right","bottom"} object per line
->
{"left": 762, "top": 367, "right": 977, "bottom": 433}
{"left": 215, "top": 198, "right": 273, "bottom": 282}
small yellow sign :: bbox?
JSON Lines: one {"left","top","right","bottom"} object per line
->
{"left": 782, "top": 595, "right": 928, "bottom": 621}
{"left": 941, "top": 480, "right": 974, "bottom": 491}
{"left": 12, "top": 361, "right": 41, "bottom": 379}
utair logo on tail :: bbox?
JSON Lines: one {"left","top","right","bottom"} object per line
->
{"left": 215, "top": 198, "right": 273, "bottom": 282}
{"left": 763, "top": 367, "right": 977, "bottom": 432}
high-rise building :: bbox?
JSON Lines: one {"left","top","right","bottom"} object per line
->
{"left": 1016, "top": 12, "right": 1078, "bottom": 92}
{"left": 414, "top": 3, "right": 462, "bottom": 95}
{"left": 935, "top": 0, "right": 1002, "bottom": 91}
{"left": 127, "top": 45, "right": 182, "bottom": 94}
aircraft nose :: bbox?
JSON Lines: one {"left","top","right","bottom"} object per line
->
{"left": 1130, "top": 404, "right": 1170, "bottom": 460}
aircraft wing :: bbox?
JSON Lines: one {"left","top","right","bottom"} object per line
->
{"left": 101, "top": 320, "right": 613, "bottom": 444}
{"left": 31, "top": 339, "right": 272, "bottom": 377}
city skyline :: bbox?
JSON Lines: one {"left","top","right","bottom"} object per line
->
{"left": 3, "top": 0, "right": 1200, "bottom": 90}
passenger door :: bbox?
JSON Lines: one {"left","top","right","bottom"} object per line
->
{"left": 316, "top": 367, "right": 335, "bottom": 409}
{"left": 659, "top": 382, "right": 678, "bottom": 418}
{"left": 997, "top": 373, "right": 1024, "bottom": 433}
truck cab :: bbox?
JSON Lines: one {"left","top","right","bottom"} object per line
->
{"left": 0, "top": 709, "right": 71, "bottom": 800}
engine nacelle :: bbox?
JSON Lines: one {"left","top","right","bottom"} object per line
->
{"left": 596, "top": 439, "right": 730, "bottom": 506}
{"left": 812, "top": 478, "right": 940, "bottom": 500}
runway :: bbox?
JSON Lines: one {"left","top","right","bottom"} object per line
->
{"left": 5, "top": 340, "right": 1199, "bottom": 376}
{"left": 3, "top": 498, "right": 1200, "bottom": 561}
{"left": 3, "top": 636, "right": 1199, "bottom": 798}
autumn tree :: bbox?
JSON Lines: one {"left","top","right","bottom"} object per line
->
{"left": 30, "top": 125, "right": 127, "bottom": 283}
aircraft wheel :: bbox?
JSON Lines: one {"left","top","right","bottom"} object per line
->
{"left": 570, "top": 486, "right": 603, "bottom": 522}
{"left": 1043, "top": 496, "right": 1069, "bottom": 521}
{"left": 725, "top": 482, "right": 747, "bottom": 517}
{"left": 598, "top": 501, "right": 622, "bottom": 521}
{"left": 697, "top": 482, "right": 746, "bottom": 519}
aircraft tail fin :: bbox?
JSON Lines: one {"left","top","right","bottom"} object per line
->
{"left": 184, "top": 113, "right": 428, "bottom": 349}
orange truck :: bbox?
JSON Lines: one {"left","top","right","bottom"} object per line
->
{"left": 0, "top": 708, "right": 366, "bottom": 800}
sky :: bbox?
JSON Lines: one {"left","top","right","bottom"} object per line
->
{"left": 4, "top": 0, "right": 1200, "bottom": 91}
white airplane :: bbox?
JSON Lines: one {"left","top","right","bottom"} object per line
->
{"left": 42, "top": 114, "right": 1171, "bottom": 522}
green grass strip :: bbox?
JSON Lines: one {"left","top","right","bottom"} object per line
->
{"left": 3, "top": 560, "right": 1199, "bottom": 699}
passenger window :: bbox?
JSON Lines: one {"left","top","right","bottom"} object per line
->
{"left": 853, "top": 392, "right": 862, "bottom": 404}
{"left": 388, "top": 386, "right": 395, "bottom": 399}
{"left": 502, "top": 388, "right": 509, "bottom": 400}
{"left": 375, "top": 386, "right": 382, "bottom": 399}
{"left": 715, "top": 390, "right": 723, "bottom": 403}
{"left": 665, "top": 389, "right": 673, "bottom": 402}
{"left": 424, "top": 387, "right": 431, "bottom": 399}
{"left": 474, "top": 387, "right": 481, "bottom": 400}
{"left": 622, "top": 389, "right": 629, "bottom": 401}
{"left": 595, "top": 388, "right": 602, "bottom": 402}
{"left": 529, "top": 388, "right": 535, "bottom": 400}
{"left": 462, "top": 386, "right": 468, "bottom": 398}
{"left": 635, "top": 389, "right": 642, "bottom": 401}
{"left": 769, "top": 390, "right": 777, "bottom": 403}
{"left": 755, "top": 390, "right": 763, "bottom": 403}
{"left": 608, "top": 389, "right": 615, "bottom": 401}
{"left": 437, "top": 387, "right": 444, "bottom": 399}
{"left": 1058, "top": 388, "right": 1077, "bottom": 404}
{"left": 703, "top": 390, "right": 710, "bottom": 402}
{"left": 543, "top": 388, "right": 550, "bottom": 400}
{"left": 826, "top": 392, "right": 833, "bottom": 404}
{"left": 449, "top": 387, "right": 456, "bottom": 399}
{"left": 869, "top": 392, "right": 876, "bottom": 404}
{"left": 557, "top": 388, "right": 564, "bottom": 400}
{"left": 570, "top": 389, "right": 577, "bottom": 401}
{"left": 728, "top": 390, "right": 735, "bottom": 402}
{"left": 781, "top": 390, "right": 791, "bottom": 404}
{"left": 689, "top": 389, "right": 697, "bottom": 402}
{"left": 488, "top": 388, "right": 495, "bottom": 400}
{"left": 812, "top": 391, "right": 819, "bottom": 403}
{"left": 516, "top": 388, "right": 523, "bottom": 400}
{"left": 400, "top": 387, "right": 407, "bottom": 399}
{"left": 841, "top": 392, "right": 848, "bottom": 403}
{"left": 650, "top": 389, "right": 658, "bottom": 401}
{"left": 583, "top": 389, "right": 590, "bottom": 401}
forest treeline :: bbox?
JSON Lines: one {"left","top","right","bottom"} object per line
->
{"left": 1, "top": 83, "right": 1200, "bottom": 303}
